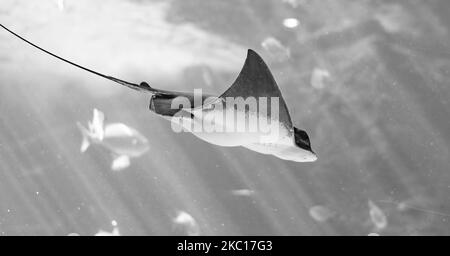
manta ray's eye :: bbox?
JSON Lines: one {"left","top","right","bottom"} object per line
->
{"left": 294, "top": 127, "right": 311, "bottom": 150}
{"left": 140, "top": 82, "right": 151, "bottom": 88}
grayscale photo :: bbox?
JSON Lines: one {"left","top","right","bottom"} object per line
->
{"left": 0, "top": 0, "right": 449, "bottom": 237}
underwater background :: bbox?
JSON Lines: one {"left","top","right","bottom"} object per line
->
{"left": 0, "top": 0, "right": 450, "bottom": 235}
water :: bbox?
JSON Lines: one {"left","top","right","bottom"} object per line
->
{"left": 0, "top": 0, "right": 450, "bottom": 235}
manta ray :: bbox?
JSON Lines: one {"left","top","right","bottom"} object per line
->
{"left": 1, "top": 24, "right": 317, "bottom": 162}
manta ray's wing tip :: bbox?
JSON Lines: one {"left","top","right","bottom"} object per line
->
{"left": 245, "top": 49, "right": 265, "bottom": 64}
{"left": 247, "top": 48, "right": 258, "bottom": 56}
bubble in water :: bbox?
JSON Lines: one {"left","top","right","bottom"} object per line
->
{"left": 368, "top": 233, "right": 380, "bottom": 236}
{"left": 67, "top": 233, "right": 80, "bottom": 236}
{"left": 368, "top": 200, "right": 388, "bottom": 230}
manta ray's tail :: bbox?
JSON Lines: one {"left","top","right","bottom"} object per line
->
{"left": 0, "top": 23, "right": 157, "bottom": 94}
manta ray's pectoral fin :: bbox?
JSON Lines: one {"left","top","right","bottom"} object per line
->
{"left": 219, "top": 49, "right": 293, "bottom": 131}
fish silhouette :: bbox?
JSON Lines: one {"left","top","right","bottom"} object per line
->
{"left": 77, "top": 109, "right": 149, "bottom": 171}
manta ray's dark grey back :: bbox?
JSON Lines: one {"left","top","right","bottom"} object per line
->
{"left": 220, "top": 49, "right": 293, "bottom": 130}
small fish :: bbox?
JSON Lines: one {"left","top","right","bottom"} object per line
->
{"left": 368, "top": 200, "right": 388, "bottom": 230}
{"left": 231, "top": 189, "right": 255, "bottom": 197}
{"left": 95, "top": 227, "right": 120, "bottom": 236}
{"left": 77, "top": 109, "right": 149, "bottom": 171}
{"left": 310, "top": 68, "right": 330, "bottom": 90}
{"left": 309, "top": 205, "right": 335, "bottom": 222}
{"left": 173, "top": 211, "right": 200, "bottom": 236}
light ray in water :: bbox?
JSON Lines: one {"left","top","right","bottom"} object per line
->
{"left": 377, "top": 199, "right": 450, "bottom": 217}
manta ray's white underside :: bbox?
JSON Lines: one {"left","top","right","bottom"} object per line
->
{"left": 168, "top": 104, "right": 317, "bottom": 162}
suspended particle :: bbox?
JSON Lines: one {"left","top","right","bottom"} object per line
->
{"left": 283, "top": 18, "right": 300, "bottom": 28}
